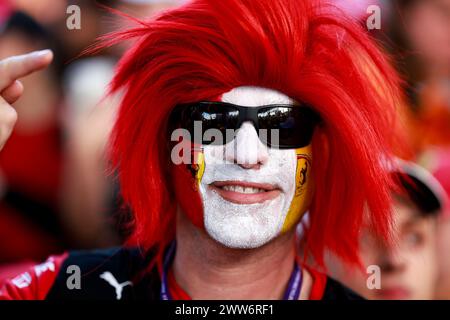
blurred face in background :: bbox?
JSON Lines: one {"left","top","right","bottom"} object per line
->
{"left": 402, "top": 0, "right": 450, "bottom": 75}
{"left": 328, "top": 196, "right": 439, "bottom": 300}
{"left": 359, "top": 197, "right": 439, "bottom": 300}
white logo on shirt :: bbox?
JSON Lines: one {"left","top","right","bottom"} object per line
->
{"left": 12, "top": 272, "right": 32, "bottom": 289}
{"left": 34, "top": 260, "right": 55, "bottom": 277}
{"left": 99, "top": 271, "right": 132, "bottom": 300}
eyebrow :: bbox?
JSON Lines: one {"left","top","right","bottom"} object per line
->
{"left": 402, "top": 212, "right": 435, "bottom": 230}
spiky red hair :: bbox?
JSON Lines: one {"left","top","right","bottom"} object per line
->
{"left": 98, "top": 0, "right": 404, "bottom": 268}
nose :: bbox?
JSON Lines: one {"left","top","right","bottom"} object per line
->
{"left": 224, "top": 122, "right": 269, "bottom": 169}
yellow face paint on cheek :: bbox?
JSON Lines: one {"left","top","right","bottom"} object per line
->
{"left": 192, "top": 148, "right": 205, "bottom": 189}
{"left": 193, "top": 144, "right": 313, "bottom": 236}
{"left": 281, "top": 145, "right": 314, "bottom": 233}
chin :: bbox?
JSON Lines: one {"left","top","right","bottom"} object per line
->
{"left": 202, "top": 192, "right": 289, "bottom": 249}
{"left": 206, "top": 225, "right": 279, "bottom": 249}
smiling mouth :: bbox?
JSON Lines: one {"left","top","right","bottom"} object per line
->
{"left": 209, "top": 181, "right": 281, "bottom": 204}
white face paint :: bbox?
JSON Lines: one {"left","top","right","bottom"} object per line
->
{"left": 199, "top": 86, "right": 299, "bottom": 249}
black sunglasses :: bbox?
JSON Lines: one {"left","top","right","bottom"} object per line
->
{"left": 169, "top": 101, "right": 321, "bottom": 149}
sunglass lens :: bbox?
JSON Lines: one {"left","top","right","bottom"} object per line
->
{"left": 186, "top": 103, "right": 239, "bottom": 145}
{"left": 258, "top": 107, "right": 319, "bottom": 149}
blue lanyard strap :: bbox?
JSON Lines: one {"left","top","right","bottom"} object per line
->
{"left": 160, "top": 242, "right": 303, "bottom": 301}
{"left": 283, "top": 261, "right": 302, "bottom": 300}
{"left": 160, "top": 242, "right": 176, "bottom": 301}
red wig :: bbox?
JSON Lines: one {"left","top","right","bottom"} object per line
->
{"left": 98, "top": 0, "right": 404, "bottom": 268}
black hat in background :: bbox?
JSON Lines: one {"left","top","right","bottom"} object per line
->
{"left": 393, "top": 160, "right": 448, "bottom": 216}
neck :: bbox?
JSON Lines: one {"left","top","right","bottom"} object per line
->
{"left": 173, "top": 211, "right": 297, "bottom": 300}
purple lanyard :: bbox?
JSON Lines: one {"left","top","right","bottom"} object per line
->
{"left": 160, "top": 242, "right": 176, "bottom": 301}
{"left": 160, "top": 242, "right": 303, "bottom": 300}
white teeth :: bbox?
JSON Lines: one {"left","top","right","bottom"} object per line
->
{"left": 221, "top": 185, "right": 266, "bottom": 193}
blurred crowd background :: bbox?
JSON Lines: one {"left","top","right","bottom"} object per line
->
{"left": 0, "top": 0, "right": 448, "bottom": 300}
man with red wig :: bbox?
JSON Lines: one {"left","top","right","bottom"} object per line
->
{"left": 1, "top": 0, "right": 403, "bottom": 300}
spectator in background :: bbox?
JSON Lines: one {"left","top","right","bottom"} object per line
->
{"left": 387, "top": 0, "right": 450, "bottom": 154}
{"left": 0, "top": 49, "right": 54, "bottom": 284}
{"left": 427, "top": 150, "right": 450, "bottom": 299}
{"left": 0, "top": 0, "right": 184, "bottom": 252}
{"left": 60, "top": 58, "right": 121, "bottom": 248}
{"left": 0, "top": 12, "right": 65, "bottom": 262}
{"left": 59, "top": 0, "right": 184, "bottom": 248}
{"left": 326, "top": 161, "right": 448, "bottom": 300}
{"left": 384, "top": 1, "right": 450, "bottom": 299}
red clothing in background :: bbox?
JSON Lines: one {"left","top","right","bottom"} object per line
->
{"left": 0, "top": 123, "right": 63, "bottom": 262}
